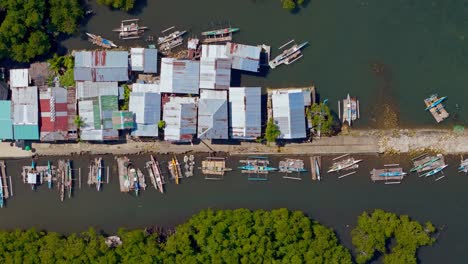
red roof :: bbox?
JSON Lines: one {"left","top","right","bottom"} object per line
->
{"left": 39, "top": 99, "right": 69, "bottom": 133}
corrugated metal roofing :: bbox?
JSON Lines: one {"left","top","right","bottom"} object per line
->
{"left": 132, "top": 83, "right": 160, "bottom": 93}
{"left": 199, "top": 57, "right": 231, "bottom": 90}
{"left": 229, "top": 87, "right": 261, "bottom": 140}
{"left": 131, "top": 48, "right": 158, "bottom": 73}
{"left": 74, "top": 51, "right": 129, "bottom": 82}
{"left": 202, "top": 44, "right": 228, "bottom": 59}
{"left": 76, "top": 81, "right": 119, "bottom": 99}
{"left": 225, "top": 42, "right": 261, "bottom": 72}
{"left": 272, "top": 91, "right": 306, "bottom": 139}
{"left": 0, "top": 100, "right": 13, "bottom": 139}
{"left": 12, "top": 86, "right": 38, "bottom": 125}
{"left": 198, "top": 90, "right": 228, "bottom": 139}
{"left": 39, "top": 87, "right": 70, "bottom": 141}
{"left": 112, "top": 111, "right": 134, "bottom": 130}
{"left": 129, "top": 92, "right": 160, "bottom": 137}
{"left": 10, "top": 69, "right": 29, "bottom": 88}
{"left": 163, "top": 97, "right": 197, "bottom": 142}
{"left": 80, "top": 129, "right": 119, "bottom": 141}
{"left": 160, "top": 59, "right": 200, "bottom": 94}
{"left": 13, "top": 125, "right": 39, "bottom": 140}
{"left": 0, "top": 81, "right": 8, "bottom": 100}
{"left": 101, "top": 95, "right": 118, "bottom": 130}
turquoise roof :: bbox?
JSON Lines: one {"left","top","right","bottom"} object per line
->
{"left": 14, "top": 125, "right": 39, "bottom": 140}
{"left": 0, "top": 101, "right": 13, "bottom": 139}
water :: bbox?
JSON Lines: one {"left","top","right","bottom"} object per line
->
{"left": 0, "top": 154, "right": 467, "bottom": 263}
{"left": 60, "top": 0, "right": 468, "bottom": 128}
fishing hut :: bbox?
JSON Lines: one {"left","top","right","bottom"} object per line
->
{"left": 168, "top": 156, "right": 183, "bottom": 184}
{"left": 239, "top": 156, "right": 277, "bottom": 181}
{"left": 145, "top": 155, "right": 165, "bottom": 193}
{"left": 411, "top": 153, "right": 447, "bottom": 181}
{"left": 370, "top": 164, "right": 406, "bottom": 184}
{"left": 338, "top": 94, "right": 359, "bottom": 126}
{"left": 424, "top": 94, "right": 449, "bottom": 123}
{"left": 0, "top": 161, "right": 13, "bottom": 206}
{"left": 201, "top": 157, "right": 232, "bottom": 180}
{"left": 183, "top": 155, "right": 195, "bottom": 177}
{"left": 310, "top": 156, "right": 322, "bottom": 181}
{"left": 88, "top": 157, "right": 109, "bottom": 191}
{"left": 279, "top": 158, "right": 307, "bottom": 180}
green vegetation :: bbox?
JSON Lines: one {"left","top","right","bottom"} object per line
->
{"left": 158, "top": 120, "right": 166, "bottom": 130}
{"left": 0, "top": 0, "right": 83, "bottom": 62}
{"left": 281, "top": 0, "right": 305, "bottom": 10}
{"left": 48, "top": 54, "right": 75, "bottom": 87}
{"left": 120, "top": 84, "right": 131, "bottom": 111}
{"left": 351, "top": 209, "right": 436, "bottom": 264}
{"left": 265, "top": 118, "right": 281, "bottom": 145}
{"left": 97, "top": 0, "right": 136, "bottom": 11}
{"left": 308, "top": 103, "right": 334, "bottom": 136}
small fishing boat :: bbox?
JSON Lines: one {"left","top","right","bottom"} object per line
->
{"left": 238, "top": 164, "right": 277, "bottom": 172}
{"left": 422, "top": 165, "right": 448, "bottom": 177}
{"left": 327, "top": 158, "right": 362, "bottom": 173}
{"left": 67, "top": 160, "right": 72, "bottom": 198}
{"left": 159, "top": 37, "right": 184, "bottom": 53}
{"left": 315, "top": 158, "right": 321, "bottom": 181}
{"left": 29, "top": 161, "right": 38, "bottom": 190}
{"left": 47, "top": 161, "right": 52, "bottom": 189}
{"left": 113, "top": 19, "right": 148, "bottom": 33}
{"left": 86, "top": 33, "right": 118, "bottom": 48}
{"left": 269, "top": 41, "right": 308, "bottom": 69}
{"left": 342, "top": 94, "right": 358, "bottom": 126}
{"left": 96, "top": 158, "right": 102, "bottom": 191}
{"left": 151, "top": 155, "right": 164, "bottom": 194}
{"left": 379, "top": 170, "right": 407, "bottom": 177}
{"left": 410, "top": 157, "right": 440, "bottom": 172}
{"left": 425, "top": 95, "right": 447, "bottom": 111}
{"left": 158, "top": 30, "right": 187, "bottom": 45}
{"left": 0, "top": 176, "right": 4, "bottom": 208}
{"left": 201, "top": 27, "right": 239, "bottom": 36}
{"left": 458, "top": 159, "right": 468, "bottom": 173}
{"left": 131, "top": 168, "right": 140, "bottom": 196}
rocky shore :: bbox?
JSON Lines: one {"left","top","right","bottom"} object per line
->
{"left": 0, "top": 129, "right": 466, "bottom": 159}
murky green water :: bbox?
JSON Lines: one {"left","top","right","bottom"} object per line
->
{"left": 60, "top": 0, "right": 468, "bottom": 128}
{"left": 0, "top": 154, "right": 467, "bottom": 263}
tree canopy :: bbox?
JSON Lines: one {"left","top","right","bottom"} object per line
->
{"left": 97, "top": 0, "right": 136, "bottom": 11}
{"left": 0, "top": 0, "right": 83, "bottom": 62}
{"left": 265, "top": 118, "right": 281, "bottom": 145}
{"left": 308, "top": 103, "right": 334, "bottom": 136}
{"left": 351, "top": 209, "right": 436, "bottom": 264}
{"left": 281, "top": 0, "right": 305, "bottom": 11}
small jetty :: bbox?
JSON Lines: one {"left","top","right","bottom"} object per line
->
{"left": 145, "top": 155, "right": 165, "bottom": 193}
{"left": 411, "top": 153, "right": 447, "bottom": 181}
{"left": 424, "top": 94, "right": 449, "bottom": 123}
{"left": 86, "top": 33, "right": 117, "bottom": 49}
{"left": 339, "top": 94, "right": 360, "bottom": 126}
{"left": 459, "top": 157, "right": 468, "bottom": 174}
{"left": 183, "top": 155, "right": 195, "bottom": 177}
{"left": 279, "top": 158, "right": 306, "bottom": 180}
{"left": 22, "top": 160, "right": 56, "bottom": 191}
{"left": 328, "top": 154, "right": 362, "bottom": 174}
{"left": 269, "top": 40, "right": 308, "bottom": 69}
{"left": 310, "top": 156, "right": 322, "bottom": 181}
{"left": 370, "top": 165, "right": 407, "bottom": 184}
{"left": 200, "top": 157, "right": 232, "bottom": 180}
{"left": 113, "top": 19, "right": 148, "bottom": 39}
{"left": 88, "top": 157, "right": 109, "bottom": 191}
{"left": 201, "top": 27, "right": 239, "bottom": 43}
{"left": 0, "top": 161, "right": 13, "bottom": 207}
{"left": 239, "top": 156, "right": 277, "bottom": 181}
{"left": 168, "top": 156, "right": 183, "bottom": 184}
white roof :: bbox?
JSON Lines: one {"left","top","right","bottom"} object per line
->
{"left": 198, "top": 90, "right": 228, "bottom": 139}
{"left": 131, "top": 48, "right": 144, "bottom": 70}
{"left": 159, "top": 58, "right": 200, "bottom": 94}
{"left": 201, "top": 44, "right": 228, "bottom": 59}
{"left": 163, "top": 97, "right": 197, "bottom": 141}
{"left": 229, "top": 87, "right": 261, "bottom": 140}
{"left": 132, "top": 83, "right": 160, "bottom": 93}
{"left": 76, "top": 81, "right": 119, "bottom": 99}
{"left": 272, "top": 90, "right": 306, "bottom": 139}
{"left": 12, "top": 86, "right": 38, "bottom": 125}
{"left": 10, "top": 69, "right": 29, "bottom": 88}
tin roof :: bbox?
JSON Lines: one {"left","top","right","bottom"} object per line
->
{"left": 0, "top": 100, "right": 13, "bottom": 139}
{"left": 199, "top": 57, "right": 231, "bottom": 90}
{"left": 13, "top": 125, "right": 39, "bottom": 140}
{"left": 131, "top": 48, "right": 158, "bottom": 73}
{"left": 132, "top": 83, "right": 160, "bottom": 93}
{"left": 0, "top": 81, "right": 8, "bottom": 100}
{"left": 78, "top": 95, "right": 118, "bottom": 140}
{"left": 76, "top": 81, "right": 119, "bottom": 99}
{"left": 272, "top": 90, "right": 306, "bottom": 139}
{"left": 160, "top": 58, "right": 200, "bottom": 94}
{"left": 202, "top": 44, "right": 228, "bottom": 59}
{"left": 12, "top": 86, "right": 38, "bottom": 125}
{"left": 112, "top": 111, "right": 134, "bottom": 130}
{"left": 74, "top": 51, "right": 129, "bottom": 82}
{"left": 225, "top": 42, "right": 261, "bottom": 72}
{"left": 80, "top": 129, "right": 119, "bottom": 141}
{"left": 10, "top": 69, "right": 29, "bottom": 88}
{"left": 163, "top": 97, "right": 197, "bottom": 142}
{"left": 129, "top": 92, "right": 160, "bottom": 137}
{"left": 198, "top": 90, "right": 228, "bottom": 139}
{"left": 229, "top": 87, "right": 261, "bottom": 140}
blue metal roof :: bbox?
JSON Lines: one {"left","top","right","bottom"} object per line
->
{"left": 14, "top": 125, "right": 39, "bottom": 140}
{"left": 0, "top": 100, "right": 13, "bottom": 139}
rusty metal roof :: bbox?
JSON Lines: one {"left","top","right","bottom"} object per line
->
{"left": 198, "top": 89, "right": 228, "bottom": 139}
{"left": 160, "top": 58, "right": 200, "bottom": 94}
{"left": 74, "top": 51, "right": 129, "bottom": 82}
{"left": 225, "top": 42, "right": 261, "bottom": 72}
{"left": 163, "top": 97, "right": 197, "bottom": 142}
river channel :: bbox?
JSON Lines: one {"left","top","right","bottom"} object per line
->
{"left": 60, "top": 0, "right": 468, "bottom": 128}
{"left": 0, "top": 153, "right": 467, "bottom": 263}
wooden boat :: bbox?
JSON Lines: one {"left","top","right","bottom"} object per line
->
{"left": 422, "top": 165, "right": 448, "bottom": 177}
{"left": 0, "top": 175, "right": 3, "bottom": 208}
{"left": 151, "top": 155, "right": 164, "bottom": 193}
{"left": 278, "top": 159, "right": 307, "bottom": 173}
{"left": 315, "top": 158, "right": 321, "bottom": 181}
{"left": 425, "top": 95, "right": 447, "bottom": 111}
{"left": 269, "top": 41, "right": 308, "bottom": 69}
{"left": 201, "top": 27, "right": 239, "bottom": 36}
{"left": 459, "top": 158, "right": 468, "bottom": 173}
{"left": 168, "top": 157, "right": 182, "bottom": 184}
{"left": 130, "top": 168, "right": 139, "bottom": 196}
{"left": 159, "top": 37, "right": 184, "bottom": 53}
{"left": 119, "top": 30, "right": 145, "bottom": 39}
{"left": 158, "top": 30, "right": 186, "bottom": 45}
{"left": 342, "top": 94, "right": 358, "bottom": 126}
{"left": 96, "top": 158, "right": 103, "bottom": 192}
{"left": 113, "top": 19, "right": 148, "bottom": 33}
{"left": 28, "top": 161, "right": 38, "bottom": 190}
{"left": 328, "top": 158, "right": 362, "bottom": 173}
{"left": 86, "top": 33, "right": 117, "bottom": 48}
{"left": 47, "top": 161, "right": 53, "bottom": 189}
{"left": 67, "top": 160, "right": 72, "bottom": 198}
{"left": 410, "top": 157, "right": 440, "bottom": 172}
{"left": 378, "top": 170, "right": 407, "bottom": 177}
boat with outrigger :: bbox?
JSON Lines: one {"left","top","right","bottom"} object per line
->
{"left": 328, "top": 157, "right": 362, "bottom": 173}
{"left": 158, "top": 26, "right": 187, "bottom": 45}
{"left": 201, "top": 27, "right": 239, "bottom": 43}
{"left": 113, "top": 19, "right": 148, "bottom": 39}
{"left": 86, "top": 33, "right": 118, "bottom": 49}
{"left": 0, "top": 175, "right": 3, "bottom": 208}
{"left": 47, "top": 161, "right": 53, "bottom": 189}
{"left": 410, "top": 156, "right": 440, "bottom": 172}
{"left": 459, "top": 158, "right": 468, "bottom": 173}
{"left": 421, "top": 164, "right": 448, "bottom": 178}
{"left": 269, "top": 40, "right": 308, "bottom": 69}
{"left": 239, "top": 156, "right": 277, "bottom": 181}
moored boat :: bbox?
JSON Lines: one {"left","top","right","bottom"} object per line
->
{"left": 201, "top": 27, "right": 239, "bottom": 36}
{"left": 86, "top": 33, "right": 118, "bottom": 48}
{"left": 151, "top": 155, "right": 164, "bottom": 194}
{"left": 47, "top": 161, "right": 52, "bottom": 189}
{"left": 410, "top": 157, "right": 440, "bottom": 172}
{"left": 239, "top": 164, "right": 277, "bottom": 172}
{"left": 269, "top": 41, "right": 308, "bottom": 69}
{"left": 158, "top": 30, "right": 187, "bottom": 45}
{"left": 327, "top": 158, "right": 362, "bottom": 173}
{"left": 379, "top": 171, "right": 407, "bottom": 177}
{"left": 422, "top": 165, "right": 448, "bottom": 177}
{"left": 96, "top": 158, "right": 102, "bottom": 191}
{"left": 0, "top": 176, "right": 3, "bottom": 208}
{"left": 425, "top": 95, "right": 447, "bottom": 111}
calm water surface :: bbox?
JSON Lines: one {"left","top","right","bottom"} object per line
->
{"left": 0, "top": 154, "right": 467, "bottom": 263}
{"left": 60, "top": 0, "right": 468, "bottom": 128}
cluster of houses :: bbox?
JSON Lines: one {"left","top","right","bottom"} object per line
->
{"left": 0, "top": 42, "right": 314, "bottom": 144}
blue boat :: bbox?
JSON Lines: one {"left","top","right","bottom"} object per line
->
{"left": 0, "top": 176, "right": 4, "bottom": 208}
{"left": 47, "top": 161, "right": 52, "bottom": 189}
{"left": 379, "top": 171, "right": 407, "bottom": 177}
{"left": 422, "top": 165, "right": 448, "bottom": 177}
{"left": 238, "top": 165, "right": 277, "bottom": 172}
{"left": 96, "top": 158, "right": 102, "bottom": 192}
{"left": 425, "top": 96, "right": 447, "bottom": 111}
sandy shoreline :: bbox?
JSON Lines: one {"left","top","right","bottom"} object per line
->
{"left": 0, "top": 129, "right": 466, "bottom": 159}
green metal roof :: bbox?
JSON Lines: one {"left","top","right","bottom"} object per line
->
{"left": 0, "top": 101, "right": 13, "bottom": 139}
{"left": 14, "top": 125, "right": 39, "bottom": 140}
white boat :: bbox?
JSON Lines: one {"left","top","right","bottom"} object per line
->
{"left": 328, "top": 158, "right": 362, "bottom": 173}
{"left": 269, "top": 41, "right": 308, "bottom": 69}
{"left": 158, "top": 30, "right": 187, "bottom": 45}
